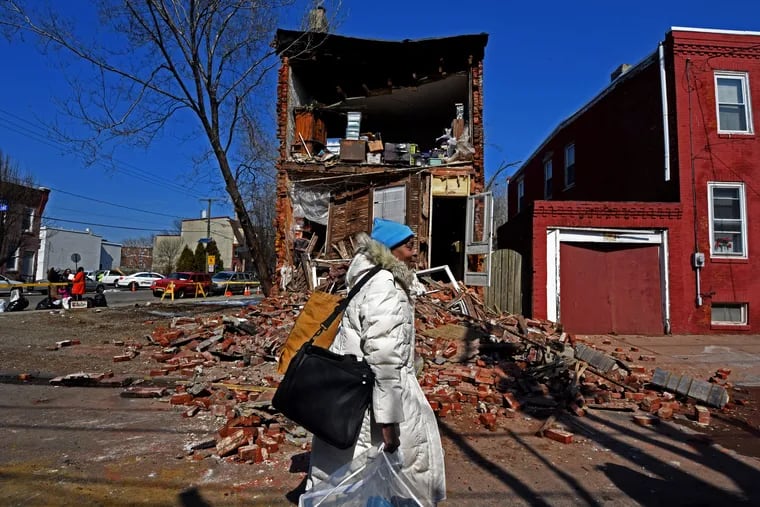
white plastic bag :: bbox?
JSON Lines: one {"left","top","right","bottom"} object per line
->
{"left": 299, "top": 445, "right": 429, "bottom": 507}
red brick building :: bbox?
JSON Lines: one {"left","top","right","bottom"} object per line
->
{"left": 120, "top": 246, "right": 153, "bottom": 272}
{"left": 272, "top": 30, "right": 491, "bottom": 288}
{"left": 498, "top": 27, "right": 760, "bottom": 335}
{"left": 0, "top": 180, "right": 49, "bottom": 282}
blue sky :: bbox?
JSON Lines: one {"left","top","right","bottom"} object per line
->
{"left": 3, "top": 0, "right": 760, "bottom": 243}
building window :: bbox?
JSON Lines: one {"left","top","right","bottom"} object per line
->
{"left": 543, "top": 159, "right": 553, "bottom": 199}
{"left": 516, "top": 178, "right": 525, "bottom": 212}
{"left": 564, "top": 143, "right": 575, "bottom": 188}
{"left": 708, "top": 182, "right": 747, "bottom": 257}
{"left": 5, "top": 248, "right": 19, "bottom": 271}
{"left": 373, "top": 185, "right": 406, "bottom": 224}
{"left": 715, "top": 72, "right": 753, "bottom": 133}
{"left": 22, "top": 207, "right": 34, "bottom": 232}
{"left": 711, "top": 303, "right": 747, "bottom": 326}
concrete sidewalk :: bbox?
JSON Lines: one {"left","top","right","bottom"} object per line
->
{"left": 579, "top": 334, "right": 760, "bottom": 386}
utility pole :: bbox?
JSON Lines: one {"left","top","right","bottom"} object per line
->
{"left": 200, "top": 198, "right": 219, "bottom": 273}
{"left": 201, "top": 198, "right": 214, "bottom": 240}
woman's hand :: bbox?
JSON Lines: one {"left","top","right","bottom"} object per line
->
{"left": 381, "top": 424, "right": 400, "bottom": 453}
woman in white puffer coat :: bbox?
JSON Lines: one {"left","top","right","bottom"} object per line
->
{"left": 306, "top": 218, "right": 446, "bottom": 505}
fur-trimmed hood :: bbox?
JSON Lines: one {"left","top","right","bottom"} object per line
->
{"left": 347, "top": 232, "right": 415, "bottom": 293}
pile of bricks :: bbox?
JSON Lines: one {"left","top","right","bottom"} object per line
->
{"left": 142, "top": 283, "right": 735, "bottom": 454}
{"left": 45, "top": 277, "right": 735, "bottom": 459}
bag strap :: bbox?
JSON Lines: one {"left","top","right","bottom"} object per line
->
{"left": 309, "top": 264, "right": 384, "bottom": 343}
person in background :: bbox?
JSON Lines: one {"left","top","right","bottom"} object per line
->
{"left": 71, "top": 267, "right": 86, "bottom": 301}
{"left": 306, "top": 218, "right": 446, "bottom": 505}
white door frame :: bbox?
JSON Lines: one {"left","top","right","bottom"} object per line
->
{"left": 546, "top": 227, "right": 670, "bottom": 332}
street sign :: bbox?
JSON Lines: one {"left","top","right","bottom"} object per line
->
{"left": 71, "top": 253, "right": 81, "bottom": 263}
{"left": 198, "top": 237, "right": 211, "bottom": 244}
{"left": 207, "top": 255, "right": 216, "bottom": 266}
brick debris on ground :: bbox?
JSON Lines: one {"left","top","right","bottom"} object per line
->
{"left": 38, "top": 274, "right": 753, "bottom": 467}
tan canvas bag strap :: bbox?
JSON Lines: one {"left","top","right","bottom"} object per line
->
{"left": 309, "top": 265, "right": 384, "bottom": 343}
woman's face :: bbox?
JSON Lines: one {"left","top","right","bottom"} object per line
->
{"left": 391, "top": 237, "right": 416, "bottom": 264}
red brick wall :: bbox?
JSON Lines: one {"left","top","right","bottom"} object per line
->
{"left": 500, "top": 30, "right": 760, "bottom": 334}
{"left": 669, "top": 29, "right": 760, "bottom": 333}
{"left": 508, "top": 59, "right": 679, "bottom": 219}
{"left": 275, "top": 57, "right": 293, "bottom": 274}
{"left": 471, "top": 59, "right": 485, "bottom": 192}
{"left": 528, "top": 201, "right": 683, "bottom": 325}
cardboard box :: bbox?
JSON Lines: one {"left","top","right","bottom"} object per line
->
{"left": 367, "top": 140, "right": 384, "bottom": 153}
{"left": 366, "top": 153, "right": 382, "bottom": 164}
{"left": 339, "top": 139, "right": 367, "bottom": 162}
{"left": 70, "top": 301, "right": 88, "bottom": 310}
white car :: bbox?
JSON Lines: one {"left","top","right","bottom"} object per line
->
{"left": 95, "top": 269, "right": 127, "bottom": 286}
{"left": 116, "top": 272, "right": 165, "bottom": 290}
{"left": 0, "top": 274, "right": 25, "bottom": 295}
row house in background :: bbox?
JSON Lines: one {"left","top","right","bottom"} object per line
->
{"left": 121, "top": 246, "right": 153, "bottom": 272}
{"left": 498, "top": 27, "right": 760, "bottom": 335}
{"left": 153, "top": 216, "right": 245, "bottom": 274}
{"left": 272, "top": 28, "right": 492, "bottom": 289}
{"left": 0, "top": 180, "right": 49, "bottom": 281}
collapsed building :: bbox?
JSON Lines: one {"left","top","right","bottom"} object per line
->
{"left": 272, "top": 29, "right": 493, "bottom": 291}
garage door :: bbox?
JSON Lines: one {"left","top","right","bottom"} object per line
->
{"left": 559, "top": 242, "right": 663, "bottom": 334}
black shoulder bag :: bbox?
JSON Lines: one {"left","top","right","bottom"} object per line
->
{"left": 272, "top": 265, "right": 383, "bottom": 449}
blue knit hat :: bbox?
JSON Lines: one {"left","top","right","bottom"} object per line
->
{"left": 371, "top": 218, "right": 414, "bottom": 249}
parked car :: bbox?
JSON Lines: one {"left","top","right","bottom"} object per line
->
{"left": 31, "top": 275, "right": 104, "bottom": 295}
{"left": 0, "top": 274, "right": 25, "bottom": 295}
{"left": 150, "top": 272, "right": 212, "bottom": 298}
{"left": 116, "top": 272, "right": 164, "bottom": 290}
{"left": 95, "top": 269, "right": 126, "bottom": 287}
{"left": 85, "top": 277, "right": 106, "bottom": 294}
{"left": 210, "top": 271, "right": 259, "bottom": 295}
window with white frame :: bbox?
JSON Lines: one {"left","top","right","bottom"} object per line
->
{"left": 709, "top": 182, "right": 747, "bottom": 257}
{"left": 516, "top": 177, "right": 525, "bottom": 212}
{"left": 22, "top": 207, "right": 34, "bottom": 232}
{"left": 564, "top": 143, "right": 575, "bottom": 188}
{"left": 373, "top": 185, "right": 406, "bottom": 224}
{"left": 543, "top": 159, "right": 553, "bottom": 198}
{"left": 715, "top": 72, "right": 753, "bottom": 133}
{"left": 711, "top": 303, "right": 747, "bottom": 326}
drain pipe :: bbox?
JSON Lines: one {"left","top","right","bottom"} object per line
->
{"left": 658, "top": 42, "right": 671, "bottom": 182}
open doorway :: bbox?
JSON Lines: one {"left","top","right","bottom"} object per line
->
{"left": 430, "top": 196, "right": 466, "bottom": 281}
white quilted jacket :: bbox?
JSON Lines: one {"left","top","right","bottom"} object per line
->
{"left": 306, "top": 234, "right": 446, "bottom": 504}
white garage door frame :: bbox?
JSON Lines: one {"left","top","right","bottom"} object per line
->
{"left": 546, "top": 227, "right": 671, "bottom": 333}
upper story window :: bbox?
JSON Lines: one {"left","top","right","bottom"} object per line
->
{"left": 543, "top": 159, "right": 553, "bottom": 199}
{"left": 708, "top": 182, "right": 747, "bottom": 258}
{"left": 22, "top": 207, "right": 34, "bottom": 232}
{"left": 373, "top": 185, "right": 406, "bottom": 224}
{"left": 715, "top": 72, "right": 753, "bottom": 134}
{"left": 564, "top": 143, "right": 575, "bottom": 188}
{"left": 516, "top": 177, "right": 525, "bottom": 213}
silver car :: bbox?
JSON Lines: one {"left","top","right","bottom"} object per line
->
{"left": 210, "top": 271, "right": 258, "bottom": 295}
{"left": 0, "top": 274, "right": 25, "bottom": 295}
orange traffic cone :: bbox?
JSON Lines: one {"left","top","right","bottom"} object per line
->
{"left": 224, "top": 288, "right": 232, "bottom": 297}
{"left": 243, "top": 286, "right": 251, "bottom": 296}
{"left": 131, "top": 283, "right": 136, "bottom": 292}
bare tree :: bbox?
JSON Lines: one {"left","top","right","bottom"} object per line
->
{"left": 153, "top": 236, "right": 182, "bottom": 274}
{"left": 486, "top": 160, "right": 521, "bottom": 246}
{"left": 0, "top": 150, "right": 37, "bottom": 270}
{"left": 122, "top": 236, "right": 154, "bottom": 247}
{"left": 0, "top": 0, "right": 340, "bottom": 295}
{"left": 237, "top": 108, "right": 278, "bottom": 276}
